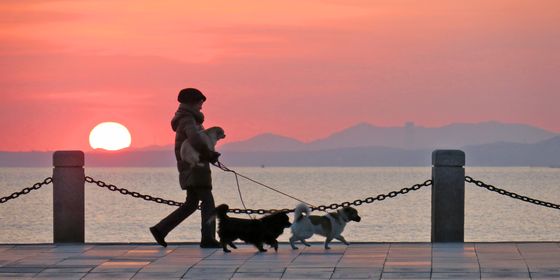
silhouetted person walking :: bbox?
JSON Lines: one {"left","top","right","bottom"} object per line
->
{"left": 150, "top": 88, "right": 221, "bottom": 248}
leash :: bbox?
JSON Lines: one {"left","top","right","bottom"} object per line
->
{"left": 232, "top": 167, "right": 253, "bottom": 219}
{"left": 212, "top": 161, "right": 316, "bottom": 214}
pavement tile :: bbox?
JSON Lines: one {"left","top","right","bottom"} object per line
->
{"left": 516, "top": 243, "right": 559, "bottom": 251}
{"left": 186, "top": 267, "right": 239, "bottom": 273}
{"left": 8, "top": 257, "right": 60, "bottom": 266}
{"left": 151, "top": 256, "right": 201, "bottom": 266}
{"left": 432, "top": 261, "right": 480, "bottom": 273}
{"left": 91, "top": 261, "right": 150, "bottom": 273}
{"left": 0, "top": 267, "right": 45, "bottom": 273}
{"left": 81, "top": 272, "right": 137, "bottom": 279}
{"left": 131, "top": 272, "right": 183, "bottom": 279}
{"left": 336, "top": 261, "right": 385, "bottom": 268}
{"left": 481, "top": 272, "right": 530, "bottom": 279}
{"left": 82, "top": 250, "right": 130, "bottom": 258}
{"left": 383, "top": 261, "right": 431, "bottom": 273}
{"left": 182, "top": 268, "right": 234, "bottom": 279}
{"left": 331, "top": 267, "right": 382, "bottom": 279}
{"left": 430, "top": 272, "right": 480, "bottom": 279}
{"left": 236, "top": 266, "right": 286, "bottom": 273}
{"left": 432, "top": 245, "right": 476, "bottom": 257}
{"left": 193, "top": 259, "right": 247, "bottom": 268}
{"left": 55, "top": 258, "right": 109, "bottom": 266}
{"left": 432, "top": 256, "right": 478, "bottom": 263}
{"left": 47, "top": 245, "right": 93, "bottom": 253}
{"left": 299, "top": 246, "right": 347, "bottom": 254}
{"left": 33, "top": 271, "right": 87, "bottom": 279}
{"left": 479, "top": 260, "right": 528, "bottom": 273}
{"left": 0, "top": 272, "right": 37, "bottom": 279}
{"left": 380, "top": 272, "right": 431, "bottom": 279}
{"left": 231, "top": 272, "right": 284, "bottom": 279}
{"left": 12, "top": 245, "right": 55, "bottom": 250}
{"left": 527, "top": 265, "right": 560, "bottom": 273}
{"left": 123, "top": 248, "right": 173, "bottom": 257}
{"left": 530, "top": 272, "right": 560, "bottom": 279}
{"left": 0, "top": 245, "right": 15, "bottom": 250}
{"left": 137, "top": 264, "right": 190, "bottom": 274}
{"left": 41, "top": 267, "right": 93, "bottom": 273}
{"left": 282, "top": 272, "right": 332, "bottom": 279}
{"left": 169, "top": 247, "right": 216, "bottom": 258}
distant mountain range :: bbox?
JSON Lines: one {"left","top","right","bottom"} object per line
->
{"left": 220, "top": 121, "right": 555, "bottom": 152}
{"left": 1, "top": 121, "right": 559, "bottom": 167}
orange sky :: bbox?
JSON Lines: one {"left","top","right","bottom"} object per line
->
{"left": 1, "top": 0, "right": 559, "bottom": 151}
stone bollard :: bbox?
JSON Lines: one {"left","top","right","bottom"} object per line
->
{"left": 53, "top": 151, "right": 85, "bottom": 243}
{"left": 431, "top": 150, "right": 465, "bottom": 242}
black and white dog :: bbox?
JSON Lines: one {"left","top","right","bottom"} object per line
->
{"left": 289, "top": 203, "right": 361, "bottom": 249}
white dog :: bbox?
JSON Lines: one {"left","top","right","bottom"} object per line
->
{"left": 289, "top": 203, "right": 361, "bottom": 250}
{"left": 180, "top": 126, "right": 225, "bottom": 167}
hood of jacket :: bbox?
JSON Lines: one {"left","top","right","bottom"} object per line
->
{"left": 171, "top": 103, "right": 204, "bottom": 131}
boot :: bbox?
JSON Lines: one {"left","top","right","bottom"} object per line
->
{"left": 200, "top": 218, "right": 220, "bottom": 248}
{"left": 200, "top": 239, "right": 221, "bottom": 248}
{"left": 150, "top": 226, "right": 167, "bottom": 247}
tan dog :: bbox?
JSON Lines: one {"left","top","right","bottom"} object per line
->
{"left": 180, "top": 126, "right": 225, "bottom": 167}
{"left": 289, "top": 203, "right": 361, "bottom": 249}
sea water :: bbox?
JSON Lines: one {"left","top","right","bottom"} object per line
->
{"left": 1, "top": 166, "right": 559, "bottom": 243}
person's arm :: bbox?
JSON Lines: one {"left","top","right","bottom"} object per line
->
{"left": 182, "top": 117, "right": 219, "bottom": 162}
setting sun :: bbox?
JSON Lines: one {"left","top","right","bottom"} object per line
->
{"left": 89, "top": 122, "right": 132, "bottom": 151}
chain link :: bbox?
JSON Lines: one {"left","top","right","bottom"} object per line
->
{"left": 465, "top": 176, "right": 560, "bottom": 210}
{"left": 84, "top": 175, "right": 431, "bottom": 214}
{"left": 309, "top": 179, "right": 432, "bottom": 212}
{"left": 7, "top": 174, "right": 558, "bottom": 214}
{"left": 85, "top": 176, "right": 184, "bottom": 207}
{"left": 0, "top": 177, "right": 53, "bottom": 204}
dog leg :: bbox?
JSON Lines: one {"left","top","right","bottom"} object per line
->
{"left": 289, "top": 236, "right": 299, "bottom": 250}
{"left": 221, "top": 241, "right": 231, "bottom": 253}
{"left": 228, "top": 241, "right": 237, "bottom": 249}
{"left": 256, "top": 242, "right": 267, "bottom": 252}
{"left": 324, "top": 237, "right": 333, "bottom": 250}
{"left": 270, "top": 240, "right": 279, "bottom": 252}
{"left": 336, "top": 235, "right": 350, "bottom": 245}
{"left": 301, "top": 239, "right": 311, "bottom": 247}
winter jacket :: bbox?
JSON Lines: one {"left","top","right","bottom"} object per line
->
{"left": 171, "top": 104, "right": 213, "bottom": 190}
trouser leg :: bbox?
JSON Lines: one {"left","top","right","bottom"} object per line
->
{"left": 153, "top": 189, "right": 199, "bottom": 237}
{"left": 197, "top": 188, "right": 216, "bottom": 242}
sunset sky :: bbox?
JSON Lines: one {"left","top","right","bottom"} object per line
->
{"left": 1, "top": 0, "right": 559, "bottom": 151}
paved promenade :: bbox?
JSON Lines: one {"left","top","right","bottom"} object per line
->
{"left": 0, "top": 242, "right": 559, "bottom": 279}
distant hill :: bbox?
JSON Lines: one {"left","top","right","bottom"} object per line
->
{"left": 1, "top": 121, "right": 559, "bottom": 167}
{"left": 222, "top": 136, "right": 560, "bottom": 167}
{"left": 220, "top": 146, "right": 430, "bottom": 166}
{"left": 0, "top": 151, "right": 52, "bottom": 167}
{"left": 464, "top": 136, "right": 560, "bottom": 166}
{"left": 221, "top": 121, "right": 556, "bottom": 152}
{"left": 220, "top": 133, "right": 306, "bottom": 152}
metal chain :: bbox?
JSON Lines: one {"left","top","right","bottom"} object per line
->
{"left": 465, "top": 176, "right": 560, "bottom": 210}
{"left": 309, "top": 179, "right": 432, "bottom": 212}
{"left": 85, "top": 176, "right": 184, "bottom": 207}
{"left": 0, "top": 177, "right": 53, "bottom": 204}
{"left": 84, "top": 175, "right": 431, "bottom": 214}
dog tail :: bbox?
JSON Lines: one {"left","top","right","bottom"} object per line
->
{"left": 293, "top": 203, "right": 311, "bottom": 222}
